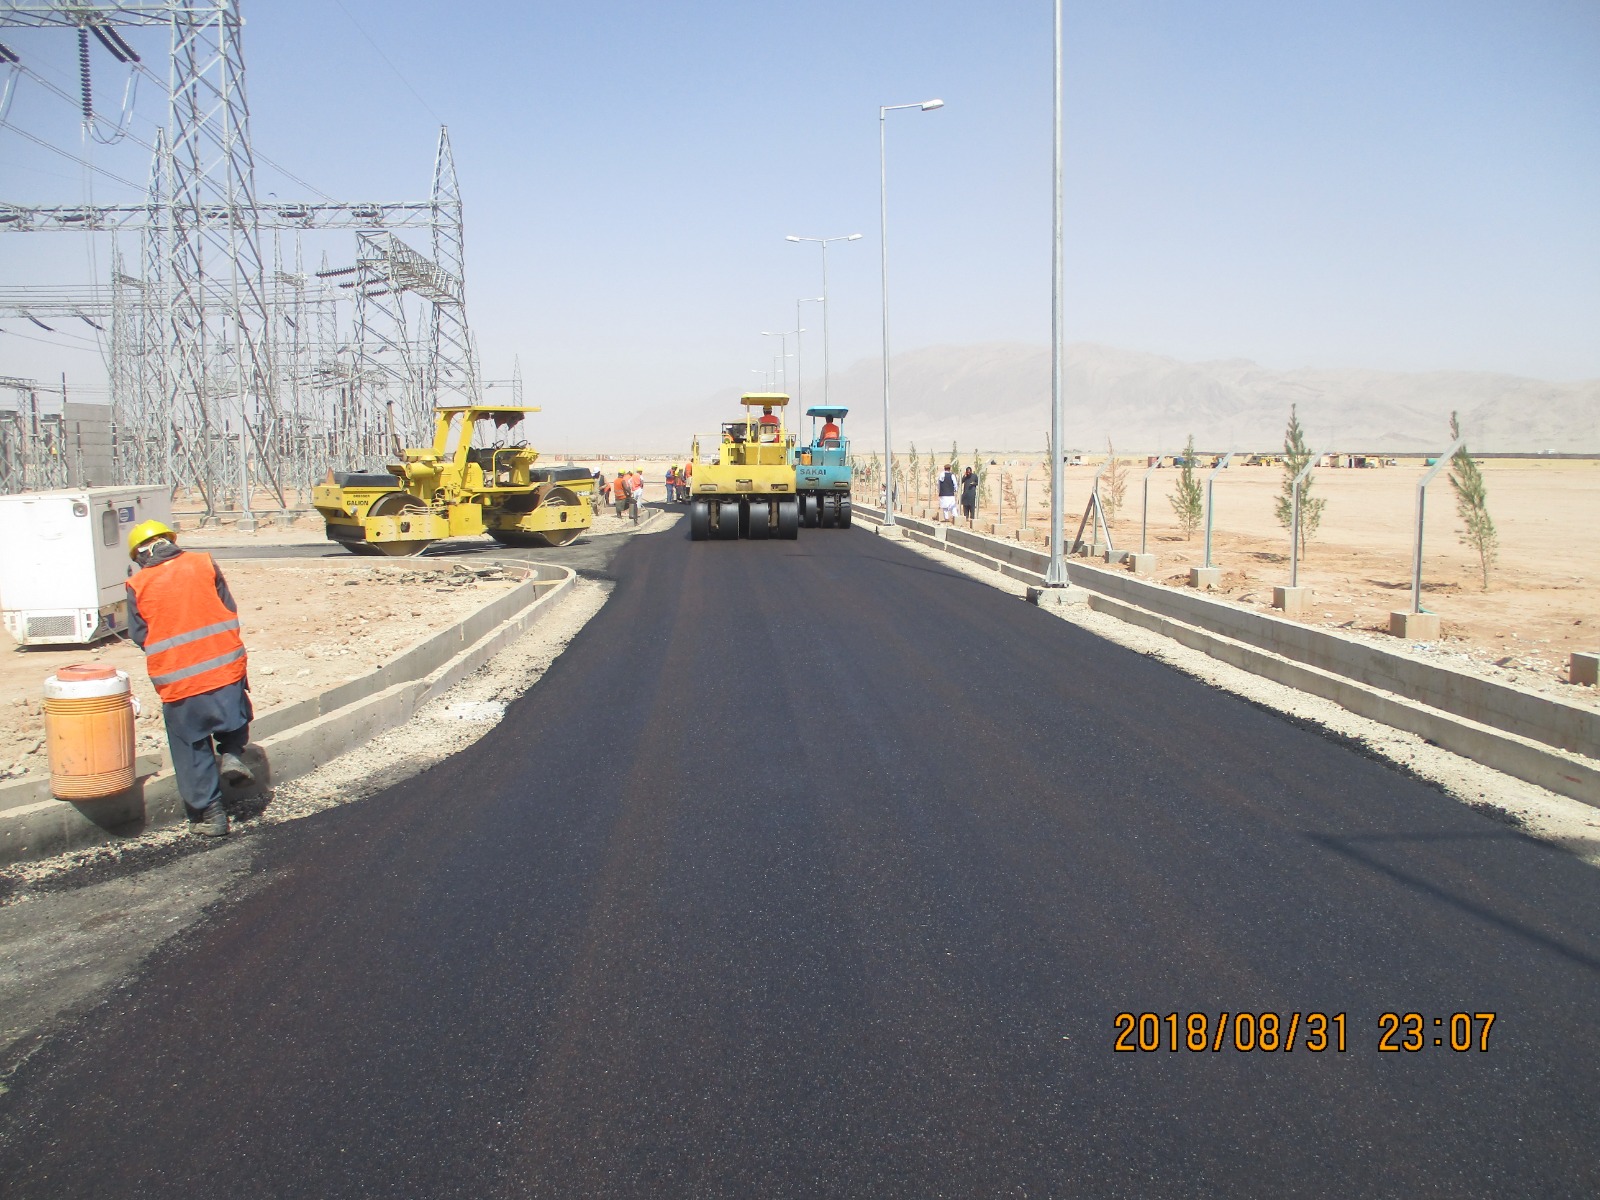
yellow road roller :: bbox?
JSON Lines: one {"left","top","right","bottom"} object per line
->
{"left": 312, "top": 406, "right": 593, "bottom": 556}
{"left": 688, "top": 393, "right": 799, "bottom": 540}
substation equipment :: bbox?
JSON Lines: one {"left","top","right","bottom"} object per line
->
{"left": 0, "top": 2, "right": 499, "bottom": 526}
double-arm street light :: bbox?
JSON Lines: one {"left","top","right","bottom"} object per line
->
{"left": 878, "top": 97, "right": 944, "bottom": 526}
{"left": 784, "top": 233, "right": 863, "bottom": 408}
{"left": 761, "top": 329, "right": 800, "bottom": 394}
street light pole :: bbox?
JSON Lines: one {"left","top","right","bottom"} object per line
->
{"left": 786, "top": 233, "right": 863, "bottom": 407}
{"left": 761, "top": 329, "right": 801, "bottom": 395}
{"left": 1044, "top": 0, "right": 1069, "bottom": 586}
{"left": 877, "top": 99, "right": 943, "bottom": 526}
{"left": 797, "top": 297, "right": 823, "bottom": 407}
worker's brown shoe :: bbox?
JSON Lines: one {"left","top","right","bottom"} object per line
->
{"left": 190, "top": 805, "right": 229, "bottom": 838}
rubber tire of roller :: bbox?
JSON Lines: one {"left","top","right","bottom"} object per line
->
{"left": 738, "top": 501, "right": 752, "bottom": 539}
{"left": 747, "top": 500, "right": 772, "bottom": 540}
{"left": 839, "top": 497, "right": 852, "bottom": 528}
{"left": 820, "top": 494, "right": 838, "bottom": 529}
{"left": 800, "top": 495, "right": 819, "bottom": 528}
{"left": 715, "top": 502, "right": 741, "bottom": 540}
{"left": 689, "top": 499, "right": 711, "bottom": 541}
{"left": 777, "top": 498, "right": 799, "bottom": 540}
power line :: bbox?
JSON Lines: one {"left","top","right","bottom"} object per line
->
{"left": 329, "top": 0, "right": 444, "bottom": 124}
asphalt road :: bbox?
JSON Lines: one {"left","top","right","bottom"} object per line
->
{"left": 3, "top": 519, "right": 1598, "bottom": 1197}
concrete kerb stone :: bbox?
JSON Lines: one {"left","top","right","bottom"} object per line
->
{"left": 1574, "top": 653, "right": 1600, "bottom": 688}
{"left": 851, "top": 500, "right": 1600, "bottom": 808}
{"left": 0, "top": 560, "right": 578, "bottom": 866}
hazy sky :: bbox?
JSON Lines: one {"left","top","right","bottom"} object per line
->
{"left": 3, "top": 0, "right": 1597, "bottom": 445}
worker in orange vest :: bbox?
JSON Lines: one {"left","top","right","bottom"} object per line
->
{"left": 757, "top": 407, "right": 780, "bottom": 442}
{"left": 124, "top": 519, "right": 253, "bottom": 838}
{"left": 819, "top": 420, "right": 841, "bottom": 446}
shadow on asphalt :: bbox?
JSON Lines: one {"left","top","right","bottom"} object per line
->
{"left": 1307, "top": 830, "right": 1600, "bottom": 975}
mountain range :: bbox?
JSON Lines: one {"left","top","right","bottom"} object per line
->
{"left": 618, "top": 342, "right": 1599, "bottom": 455}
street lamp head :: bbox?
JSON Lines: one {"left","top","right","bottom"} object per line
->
{"left": 846, "top": 233, "right": 864, "bottom": 241}
{"left": 785, "top": 235, "right": 801, "bottom": 242}
{"left": 921, "top": 98, "right": 945, "bottom": 111}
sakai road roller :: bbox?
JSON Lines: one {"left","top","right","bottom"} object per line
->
{"left": 794, "top": 405, "right": 853, "bottom": 528}
{"left": 687, "top": 393, "right": 799, "bottom": 540}
{"left": 312, "top": 406, "right": 594, "bottom": 556}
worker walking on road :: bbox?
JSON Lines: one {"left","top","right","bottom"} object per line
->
{"left": 125, "top": 520, "right": 253, "bottom": 838}
{"left": 612, "top": 472, "right": 631, "bottom": 519}
{"left": 628, "top": 467, "right": 643, "bottom": 523}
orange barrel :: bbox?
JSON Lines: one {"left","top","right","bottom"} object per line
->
{"left": 44, "top": 665, "right": 137, "bottom": 801}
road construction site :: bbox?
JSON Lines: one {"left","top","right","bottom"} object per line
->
{"left": 3, "top": 500, "right": 1600, "bottom": 1197}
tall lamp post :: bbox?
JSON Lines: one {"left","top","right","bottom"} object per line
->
{"left": 785, "top": 233, "right": 863, "bottom": 407}
{"left": 796, "top": 297, "right": 823, "bottom": 406}
{"left": 1043, "top": 0, "right": 1071, "bottom": 587}
{"left": 878, "top": 98, "right": 943, "bottom": 526}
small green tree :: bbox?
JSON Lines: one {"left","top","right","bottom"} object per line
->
{"left": 970, "top": 449, "right": 990, "bottom": 510}
{"left": 1042, "top": 431, "right": 1053, "bottom": 506}
{"left": 908, "top": 443, "right": 920, "bottom": 503}
{"left": 1448, "top": 411, "right": 1498, "bottom": 590}
{"left": 1273, "top": 403, "right": 1325, "bottom": 557}
{"left": 1102, "top": 440, "right": 1127, "bottom": 524}
{"left": 1170, "top": 434, "right": 1203, "bottom": 539}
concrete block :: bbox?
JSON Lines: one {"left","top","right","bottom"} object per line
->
{"left": 274, "top": 509, "right": 304, "bottom": 530}
{"left": 1027, "top": 584, "right": 1088, "bottom": 609}
{"left": 1127, "top": 553, "right": 1156, "bottom": 576}
{"left": 236, "top": 514, "right": 259, "bottom": 533}
{"left": 876, "top": 524, "right": 907, "bottom": 539}
{"left": 1273, "top": 586, "right": 1311, "bottom": 616}
{"left": 1389, "top": 610, "right": 1441, "bottom": 641}
{"left": 1572, "top": 652, "right": 1599, "bottom": 687}
{"left": 1190, "top": 567, "right": 1221, "bottom": 590}
{"left": 1103, "top": 549, "right": 1129, "bottom": 565}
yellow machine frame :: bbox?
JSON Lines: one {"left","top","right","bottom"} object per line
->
{"left": 312, "top": 406, "right": 594, "bottom": 556}
{"left": 688, "top": 393, "right": 799, "bottom": 540}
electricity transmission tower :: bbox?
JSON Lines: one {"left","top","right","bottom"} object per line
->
{"left": 0, "top": 2, "right": 483, "bottom": 521}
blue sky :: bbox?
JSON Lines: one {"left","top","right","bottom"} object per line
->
{"left": 3, "top": 1, "right": 1597, "bottom": 442}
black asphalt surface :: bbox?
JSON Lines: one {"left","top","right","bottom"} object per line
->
{"left": 3, "top": 520, "right": 1599, "bottom": 1197}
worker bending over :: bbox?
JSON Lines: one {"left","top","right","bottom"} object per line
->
{"left": 125, "top": 520, "right": 253, "bottom": 838}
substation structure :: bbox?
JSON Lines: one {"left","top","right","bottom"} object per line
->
{"left": 0, "top": 2, "right": 497, "bottom": 524}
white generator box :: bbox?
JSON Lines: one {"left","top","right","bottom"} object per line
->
{"left": 0, "top": 487, "right": 174, "bottom": 646}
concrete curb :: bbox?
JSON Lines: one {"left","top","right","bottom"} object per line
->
{"left": 0, "top": 560, "right": 576, "bottom": 865}
{"left": 853, "top": 502, "right": 1599, "bottom": 807}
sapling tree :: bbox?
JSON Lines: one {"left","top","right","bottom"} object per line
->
{"left": 1102, "top": 440, "right": 1128, "bottom": 524}
{"left": 1170, "top": 434, "right": 1203, "bottom": 539}
{"left": 1273, "top": 403, "right": 1325, "bottom": 558}
{"left": 908, "top": 443, "right": 920, "bottom": 503}
{"left": 1448, "top": 411, "right": 1498, "bottom": 590}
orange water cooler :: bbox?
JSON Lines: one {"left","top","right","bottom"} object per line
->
{"left": 44, "top": 665, "right": 137, "bottom": 801}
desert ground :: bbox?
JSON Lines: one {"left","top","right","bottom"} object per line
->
{"left": 884, "top": 456, "right": 1599, "bottom": 703}
{"left": 0, "top": 558, "right": 520, "bottom": 780}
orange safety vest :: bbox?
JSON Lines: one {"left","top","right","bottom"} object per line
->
{"left": 127, "top": 551, "right": 248, "bottom": 703}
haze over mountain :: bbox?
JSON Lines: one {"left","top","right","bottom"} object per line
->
{"left": 615, "top": 343, "right": 1600, "bottom": 457}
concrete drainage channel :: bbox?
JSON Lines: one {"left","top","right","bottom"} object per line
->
{"left": 0, "top": 558, "right": 576, "bottom": 866}
{"left": 856, "top": 504, "right": 1599, "bottom": 809}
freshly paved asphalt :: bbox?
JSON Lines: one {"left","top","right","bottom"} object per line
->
{"left": 3, "top": 518, "right": 1599, "bottom": 1197}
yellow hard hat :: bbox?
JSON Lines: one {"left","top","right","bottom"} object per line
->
{"left": 128, "top": 519, "right": 177, "bottom": 560}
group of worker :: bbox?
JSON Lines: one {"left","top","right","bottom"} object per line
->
{"left": 665, "top": 464, "right": 693, "bottom": 502}
{"left": 592, "top": 467, "right": 646, "bottom": 523}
